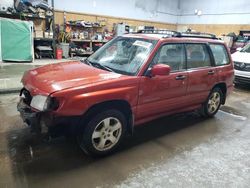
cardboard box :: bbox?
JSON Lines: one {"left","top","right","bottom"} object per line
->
{"left": 33, "top": 20, "right": 44, "bottom": 31}
{"left": 222, "top": 36, "right": 233, "bottom": 48}
{"left": 44, "top": 31, "right": 53, "bottom": 38}
{"left": 34, "top": 30, "right": 44, "bottom": 38}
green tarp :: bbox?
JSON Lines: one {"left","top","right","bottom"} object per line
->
{"left": 1, "top": 18, "right": 33, "bottom": 62}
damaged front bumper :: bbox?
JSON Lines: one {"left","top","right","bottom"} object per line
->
{"left": 17, "top": 97, "right": 79, "bottom": 136}
{"left": 17, "top": 98, "right": 49, "bottom": 134}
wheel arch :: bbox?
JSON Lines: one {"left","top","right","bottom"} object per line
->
{"left": 212, "top": 82, "right": 227, "bottom": 104}
{"left": 81, "top": 100, "right": 134, "bottom": 135}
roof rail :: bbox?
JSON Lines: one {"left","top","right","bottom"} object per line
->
{"left": 137, "top": 29, "right": 180, "bottom": 36}
{"left": 136, "top": 30, "right": 218, "bottom": 39}
{"left": 178, "top": 32, "right": 218, "bottom": 39}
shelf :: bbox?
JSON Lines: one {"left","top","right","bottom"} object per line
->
{"left": 66, "top": 23, "right": 103, "bottom": 28}
{"left": 71, "top": 39, "right": 108, "bottom": 43}
{"left": 92, "top": 40, "right": 108, "bottom": 43}
{"left": 71, "top": 39, "right": 91, "bottom": 42}
{"left": 34, "top": 38, "right": 53, "bottom": 41}
{"left": 72, "top": 51, "right": 93, "bottom": 56}
{"left": 83, "top": 51, "right": 94, "bottom": 55}
{"left": 0, "top": 11, "right": 52, "bottom": 20}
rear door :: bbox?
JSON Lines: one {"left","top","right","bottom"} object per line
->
{"left": 137, "top": 43, "right": 188, "bottom": 121}
{"left": 185, "top": 43, "right": 218, "bottom": 105}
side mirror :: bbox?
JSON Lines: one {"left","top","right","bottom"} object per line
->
{"left": 150, "top": 64, "right": 171, "bottom": 77}
{"left": 236, "top": 47, "right": 243, "bottom": 51}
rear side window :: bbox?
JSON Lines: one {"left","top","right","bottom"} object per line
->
{"left": 210, "top": 44, "right": 230, "bottom": 66}
{"left": 186, "top": 44, "right": 211, "bottom": 69}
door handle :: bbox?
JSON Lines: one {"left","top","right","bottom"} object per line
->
{"left": 208, "top": 70, "right": 215, "bottom": 75}
{"left": 175, "top": 75, "right": 186, "bottom": 80}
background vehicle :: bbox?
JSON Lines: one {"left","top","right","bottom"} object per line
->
{"left": 229, "top": 31, "right": 250, "bottom": 54}
{"left": 232, "top": 43, "right": 250, "bottom": 85}
{"left": 17, "top": 31, "right": 234, "bottom": 157}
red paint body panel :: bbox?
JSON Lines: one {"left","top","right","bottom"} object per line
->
{"left": 50, "top": 77, "right": 140, "bottom": 116}
{"left": 22, "top": 61, "right": 120, "bottom": 95}
{"left": 21, "top": 35, "right": 234, "bottom": 127}
{"left": 186, "top": 67, "right": 218, "bottom": 105}
{"left": 137, "top": 72, "right": 188, "bottom": 121}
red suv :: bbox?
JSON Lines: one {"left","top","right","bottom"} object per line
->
{"left": 18, "top": 31, "right": 234, "bottom": 156}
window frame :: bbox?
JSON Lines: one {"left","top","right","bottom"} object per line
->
{"left": 144, "top": 41, "right": 219, "bottom": 76}
{"left": 209, "top": 43, "right": 230, "bottom": 67}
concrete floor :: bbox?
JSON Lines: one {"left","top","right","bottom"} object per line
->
{"left": 0, "top": 86, "right": 250, "bottom": 188}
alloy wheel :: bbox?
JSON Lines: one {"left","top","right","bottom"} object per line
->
{"left": 91, "top": 117, "right": 122, "bottom": 151}
{"left": 207, "top": 91, "right": 221, "bottom": 114}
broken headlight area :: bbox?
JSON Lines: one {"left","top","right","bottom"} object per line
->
{"left": 30, "top": 95, "right": 59, "bottom": 112}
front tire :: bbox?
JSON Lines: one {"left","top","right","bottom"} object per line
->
{"left": 200, "top": 87, "right": 223, "bottom": 118}
{"left": 78, "top": 109, "right": 127, "bottom": 157}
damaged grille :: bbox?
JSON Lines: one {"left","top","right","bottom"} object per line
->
{"left": 235, "top": 75, "right": 250, "bottom": 83}
{"left": 20, "top": 88, "right": 32, "bottom": 105}
{"left": 234, "top": 62, "right": 250, "bottom": 72}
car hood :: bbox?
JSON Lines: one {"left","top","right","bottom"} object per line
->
{"left": 22, "top": 61, "right": 123, "bottom": 95}
{"left": 232, "top": 51, "right": 250, "bottom": 64}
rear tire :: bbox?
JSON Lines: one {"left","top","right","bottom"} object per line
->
{"left": 200, "top": 87, "right": 223, "bottom": 118}
{"left": 77, "top": 109, "right": 127, "bottom": 157}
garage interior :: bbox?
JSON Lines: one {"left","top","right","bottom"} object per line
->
{"left": 0, "top": 0, "right": 250, "bottom": 187}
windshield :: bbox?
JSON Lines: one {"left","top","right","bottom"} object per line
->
{"left": 87, "top": 36, "right": 157, "bottom": 75}
{"left": 241, "top": 43, "right": 250, "bottom": 53}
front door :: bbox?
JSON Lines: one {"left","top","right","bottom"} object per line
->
{"left": 136, "top": 43, "right": 188, "bottom": 121}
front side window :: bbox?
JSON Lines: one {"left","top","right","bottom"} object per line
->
{"left": 87, "top": 36, "right": 157, "bottom": 75}
{"left": 151, "top": 43, "right": 186, "bottom": 72}
{"left": 210, "top": 44, "right": 230, "bottom": 66}
{"left": 186, "top": 44, "right": 211, "bottom": 69}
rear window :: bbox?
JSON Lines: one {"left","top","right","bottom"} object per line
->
{"left": 210, "top": 44, "right": 230, "bottom": 66}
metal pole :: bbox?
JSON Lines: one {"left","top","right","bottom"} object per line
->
{"left": 52, "top": 0, "right": 56, "bottom": 58}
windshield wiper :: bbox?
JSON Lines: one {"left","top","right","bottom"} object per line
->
{"left": 101, "top": 65, "right": 115, "bottom": 72}
{"left": 81, "top": 58, "right": 91, "bottom": 65}
{"left": 83, "top": 59, "right": 114, "bottom": 72}
{"left": 91, "top": 62, "right": 114, "bottom": 72}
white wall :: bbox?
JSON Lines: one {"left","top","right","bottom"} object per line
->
{"left": 54, "top": 0, "right": 179, "bottom": 24}
{"left": 178, "top": 0, "right": 250, "bottom": 24}
{"left": 53, "top": 0, "right": 250, "bottom": 25}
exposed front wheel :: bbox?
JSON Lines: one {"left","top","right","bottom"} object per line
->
{"left": 200, "top": 87, "right": 223, "bottom": 118}
{"left": 78, "top": 109, "right": 127, "bottom": 157}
